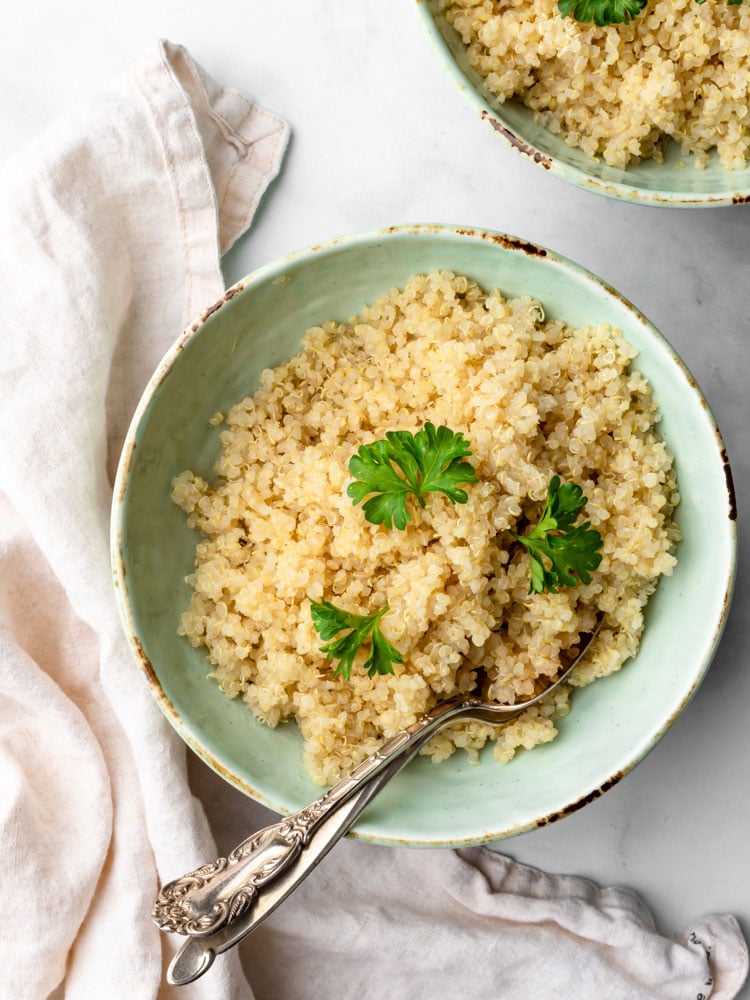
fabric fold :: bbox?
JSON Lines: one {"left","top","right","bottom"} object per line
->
{"left": 0, "top": 39, "right": 287, "bottom": 1000}
{"left": 238, "top": 836, "right": 748, "bottom": 1000}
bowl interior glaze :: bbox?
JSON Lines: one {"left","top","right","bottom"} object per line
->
{"left": 112, "top": 225, "right": 736, "bottom": 846}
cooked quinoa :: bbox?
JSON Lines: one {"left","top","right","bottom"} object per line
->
{"left": 172, "top": 272, "right": 679, "bottom": 786}
{"left": 443, "top": 0, "right": 750, "bottom": 169}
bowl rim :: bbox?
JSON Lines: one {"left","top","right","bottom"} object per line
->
{"left": 414, "top": 0, "right": 750, "bottom": 208}
{"left": 111, "top": 222, "right": 738, "bottom": 846}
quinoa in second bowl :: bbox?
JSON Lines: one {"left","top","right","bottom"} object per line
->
{"left": 172, "top": 271, "right": 679, "bottom": 786}
{"left": 442, "top": 0, "right": 750, "bottom": 170}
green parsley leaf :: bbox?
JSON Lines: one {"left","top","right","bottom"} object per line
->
{"left": 511, "top": 476, "right": 603, "bottom": 594}
{"left": 559, "top": 0, "right": 742, "bottom": 24}
{"left": 309, "top": 598, "right": 404, "bottom": 680}
{"left": 558, "top": 0, "right": 648, "bottom": 24}
{"left": 347, "top": 422, "right": 478, "bottom": 530}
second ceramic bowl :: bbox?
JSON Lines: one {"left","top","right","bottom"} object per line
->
{"left": 417, "top": 1, "right": 750, "bottom": 207}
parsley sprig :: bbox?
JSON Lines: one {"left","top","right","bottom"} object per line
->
{"left": 558, "top": 0, "right": 647, "bottom": 24}
{"left": 511, "top": 476, "right": 603, "bottom": 594}
{"left": 347, "top": 422, "right": 478, "bottom": 530}
{"left": 559, "top": 0, "right": 741, "bottom": 25}
{"left": 309, "top": 598, "right": 404, "bottom": 680}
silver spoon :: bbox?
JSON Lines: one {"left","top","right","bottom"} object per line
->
{"left": 155, "top": 619, "right": 602, "bottom": 985}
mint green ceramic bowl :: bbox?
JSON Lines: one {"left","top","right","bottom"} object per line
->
{"left": 417, "top": 1, "right": 750, "bottom": 207}
{"left": 112, "top": 224, "right": 736, "bottom": 846}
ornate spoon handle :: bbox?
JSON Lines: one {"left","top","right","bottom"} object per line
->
{"left": 153, "top": 694, "right": 486, "bottom": 942}
{"left": 155, "top": 621, "right": 600, "bottom": 985}
{"left": 167, "top": 741, "right": 420, "bottom": 986}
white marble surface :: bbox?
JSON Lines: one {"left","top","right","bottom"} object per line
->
{"left": 2, "top": 0, "right": 748, "bottom": 993}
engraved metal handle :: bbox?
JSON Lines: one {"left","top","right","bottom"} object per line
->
{"left": 166, "top": 735, "right": 439, "bottom": 986}
{"left": 153, "top": 693, "right": 487, "bottom": 944}
{"left": 155, "top": 620, "right": 601, "bottom": 985}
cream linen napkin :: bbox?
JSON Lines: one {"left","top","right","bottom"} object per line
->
{"left": 0, "top": 40, "right": 287, "bottom": 1000}
{"left": 240, "top": 821, "right": 749, "bottom": 1000}
{"left": 0, "top": 38, "right": 747, "bottom": 1000}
